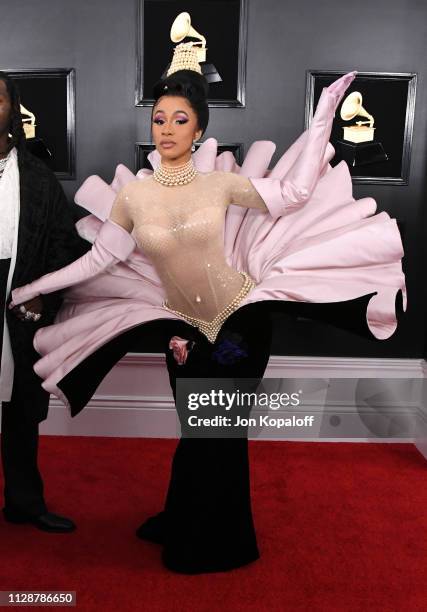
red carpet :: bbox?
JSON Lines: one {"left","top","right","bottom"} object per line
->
{"left": 0, "top": 437, "right": 426, "bottom": 611}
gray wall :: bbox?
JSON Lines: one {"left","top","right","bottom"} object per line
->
{"left": 1, "top": 0, "right": 425, "bottom": 357}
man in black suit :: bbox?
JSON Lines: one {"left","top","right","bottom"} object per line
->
{"left": 0, "top": 71, "right": 91, "bottom": 532}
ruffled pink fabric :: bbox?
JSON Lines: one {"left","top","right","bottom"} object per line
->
{"left": 29, "top": 136, "right": 406, "bottom": 412}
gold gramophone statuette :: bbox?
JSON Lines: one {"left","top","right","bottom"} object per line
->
{"left": 167, "top": 12, "right": 208, "bottom": 76}
{"left": 340, "top": 91, "right": 375, "bottom": 143}
{"left": 20, "top": 103, "right": 36, "bottom": 139}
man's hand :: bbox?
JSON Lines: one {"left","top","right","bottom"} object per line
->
{"left": 9, "top": 295, "right": 43, "bottom": 321}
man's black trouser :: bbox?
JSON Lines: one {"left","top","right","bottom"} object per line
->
{"left": 0, "top": 257, "right": 48, "bottom": 517}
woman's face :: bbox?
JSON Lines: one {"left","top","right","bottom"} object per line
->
{"left": 151, "top": 95, "right": 202, "bottom": 165}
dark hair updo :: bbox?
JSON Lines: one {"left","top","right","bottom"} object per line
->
{"left": 152, "top": 69, "right": 209, "bottom": 138}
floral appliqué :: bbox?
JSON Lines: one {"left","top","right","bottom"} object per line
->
{"left": 168, "top": 336, "right": 196, "bottom": 365}
{"left": 211, "top": 331, "right": 248, "bottom": 365}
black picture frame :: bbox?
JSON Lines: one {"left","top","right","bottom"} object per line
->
{"left": 135, "top": 141, "right": 244, "bottom": 171}
{"left": 305, "top": 70, "right": 417, "bottom": 185}
{"left": 136, "top": 0, "right": 248, "bottom": 107}
{"left": 2, "top": 67, "right": 76, "bottom": 180}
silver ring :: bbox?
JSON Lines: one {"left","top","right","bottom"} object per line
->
{"left": 19, "top": 305, "right": 27, "bottom": 314}
{"left": 25, "top": 310, "right": 40, "bottom": 321}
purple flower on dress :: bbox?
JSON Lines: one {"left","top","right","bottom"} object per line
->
{"left": 211, "top": 331, "right": 248, "bottom": 365}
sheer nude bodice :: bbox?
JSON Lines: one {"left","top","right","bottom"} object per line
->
{"left": 110, "top": 171, "right": 267, "bottom": 330}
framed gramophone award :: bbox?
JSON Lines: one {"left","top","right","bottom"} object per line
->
{"left": 0, "top": 68, "right": 76, "bottom": 180}
{"left": 136, "top": 0, "right": 248, "bottom": 107}
{"left": 305, "top": 70, "right": 417, "bottom": 185}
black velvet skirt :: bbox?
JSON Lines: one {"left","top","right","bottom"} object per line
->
{"left": 59, "top": 300, "right": 273, "bottom": 573}
{"left": 159, "top": 301, "right": 273, "bottom": 573}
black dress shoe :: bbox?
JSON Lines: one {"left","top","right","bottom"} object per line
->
{"left": 136, "top": 511, "right": 166, "bottom": 544}
{"left": 3, "top": 508, "right": 76, "bottom": 533}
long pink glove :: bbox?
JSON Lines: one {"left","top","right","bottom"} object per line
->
{"left": 250, "top": 71, "right": 357, "bottom": 218}
{"left": 8, "top": 219, "right": 137, "bottom": 308}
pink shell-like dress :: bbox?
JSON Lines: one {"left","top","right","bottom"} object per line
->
{"left": 25, "top": 115, "right": 406, "bottom": 416}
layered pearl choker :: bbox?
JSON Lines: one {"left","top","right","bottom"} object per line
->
{"left": 153, "top": 157, "right": 198, "bottom": 187}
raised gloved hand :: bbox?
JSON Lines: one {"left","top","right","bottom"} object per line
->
{"left": 326, "top": 70, "right": 358, "bottom": 114}
{"left": 8, "top": 219, "right": 137, "bottom": 308}
{"left": 282, "top": 70, "right": 357, "bottom": 203}
{"left": 249, "top": 71, "right": 357, "bottom": 218}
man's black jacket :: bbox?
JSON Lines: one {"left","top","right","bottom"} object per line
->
{"left": 5, "top": 147, "right": 91, "bottom": 421}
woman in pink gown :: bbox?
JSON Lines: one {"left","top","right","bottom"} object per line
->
{"left": 8, "top": 68, "right": 406, "bottom": 574}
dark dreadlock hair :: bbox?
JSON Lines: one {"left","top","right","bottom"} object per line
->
{"left": 0, "top": 71, "right": 26, "bottom": 153}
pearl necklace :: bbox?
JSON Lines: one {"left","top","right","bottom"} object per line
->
{"left": 153, "top": 157, "right": 198, "bottom": 187}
